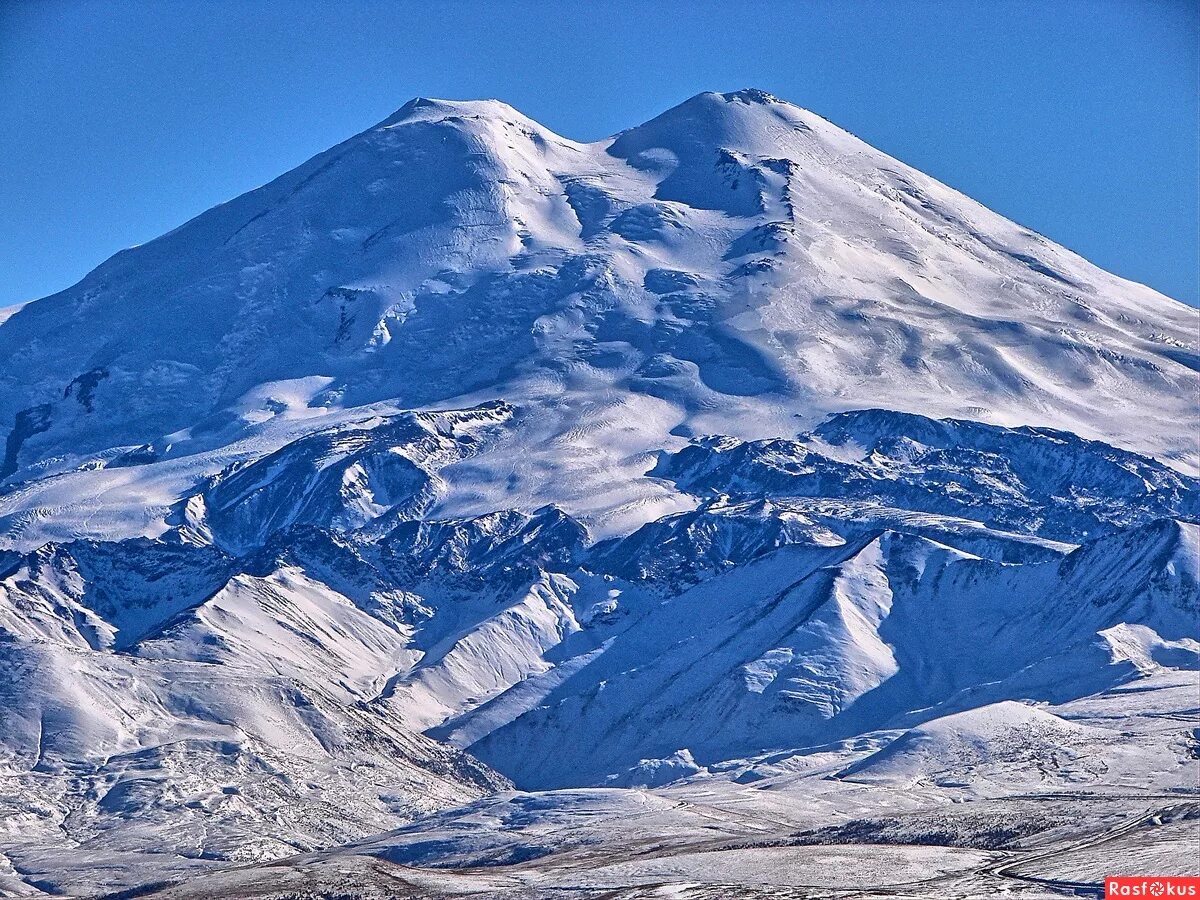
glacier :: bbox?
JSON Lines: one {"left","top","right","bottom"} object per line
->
{"left": 0, "top": 89, "right": 1196, "bottom": 898}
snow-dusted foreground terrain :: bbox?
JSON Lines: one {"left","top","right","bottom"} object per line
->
{"left": 0, "top": 90, "right": 1196, "bottom": 897}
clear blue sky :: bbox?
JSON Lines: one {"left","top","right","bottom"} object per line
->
{"left": 2, "top": 0, "right": 1197, "bottom": 307}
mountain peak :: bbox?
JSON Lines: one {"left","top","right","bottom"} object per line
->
{"left": 609, "top": 87, "right": 821, "bottom": 163}
{"left": 715, "top": 87, "right": 787, "bottom": 106}
{"left": 674, "top": 88, "right": 796, "bottom": 112}
{"left": 378, "top": 96, "right": 543, "bottom": 131}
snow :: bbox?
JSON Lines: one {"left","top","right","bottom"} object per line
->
{"left": 0, "top": 302, "right": 27, "bottom": 327}
{"left": 0, "top": 88, "right": 1196, "bottom": 896}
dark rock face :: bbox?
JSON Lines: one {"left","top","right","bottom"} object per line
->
{"left": 2, "top": 404, "right": 52, "bottom": 481}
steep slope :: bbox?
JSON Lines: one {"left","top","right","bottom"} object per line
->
{"left": 2, "top": 415, "right": 1193, "bottom": 794}
{"left": 0, "top": 538, "right": 232, "bottom": 648}
{"left": 462, "top": 520, "right": 1198, "bottom": 788}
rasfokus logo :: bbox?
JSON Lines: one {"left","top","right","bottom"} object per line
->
{"left": 1106, "top": 877, "right": 1200, "bottom": 897}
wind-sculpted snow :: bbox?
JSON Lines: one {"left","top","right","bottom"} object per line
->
{"left": 0, "top": 89, "right": 1197, "bottom": 895}
{"left": 0, "top": 637, "right": 508, "bottom": 895}
{"left": 834, "top": 701, "right": 1119, "bottom": 787}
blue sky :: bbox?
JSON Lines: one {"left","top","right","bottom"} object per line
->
{"left": 2, "top": 0, "right": 1197, "bottom": 307}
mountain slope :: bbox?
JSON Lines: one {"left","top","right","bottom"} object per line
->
{"left": 460, "top": 519, "right": 1198, "bottom": 788}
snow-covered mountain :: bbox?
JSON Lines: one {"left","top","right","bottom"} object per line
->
{"left": 2, "top": 90, "right": 1196, "bottom": 546}
{"left": 0, "top": 90, "right": 1196, "bottom": 896}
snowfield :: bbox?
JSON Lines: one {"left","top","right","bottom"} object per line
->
{"left": 0, "top": 89, "right": 1196, "bottom": 897}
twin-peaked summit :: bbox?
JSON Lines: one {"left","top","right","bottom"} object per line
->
{"left": 0, "top": 89, "right": 1195, "bottom": 546}
{"left": 382, "top": 88, "right": 813, "bottom": 142}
